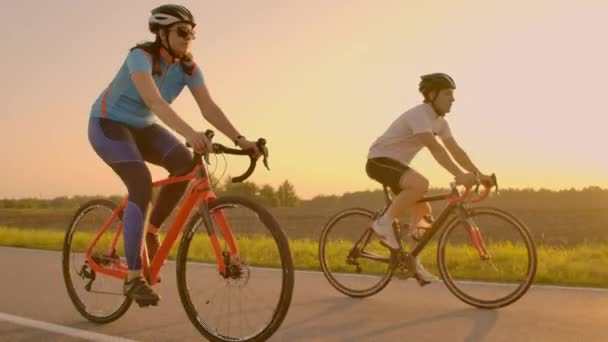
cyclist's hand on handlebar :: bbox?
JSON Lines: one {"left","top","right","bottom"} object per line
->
{"left": 455, "top": 172, "right": 479, "bottom": 188}
{"left": 478, "top": 173, "right": 494, "bottom": 187}
{"left": 236, "top": 138, "right": 262, "bottom": 159}
{"left": 186, "top": 131, "right": 212, "bottom": 154}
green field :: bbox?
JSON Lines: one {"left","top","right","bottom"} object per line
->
{"left": 2, "top": 206, "right": 607, "bottom": 247}
{"left": 2, "top": 226, "right": 606, "bottom": 288}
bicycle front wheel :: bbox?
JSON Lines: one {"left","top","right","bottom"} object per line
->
{"left": 62, "top": 199, "right": 132, "bottom": 323}
{"left": 319, "top": 208, "right": 394, "bottom": 298}
{"left": 437, "top": 206, "right": 537, "bottom": 309}
{"left": 176, "top": 196, "right": 294, "bottom": 342}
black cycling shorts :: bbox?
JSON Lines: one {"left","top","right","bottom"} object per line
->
{"left": 365, "top": 157, "right": 411, "bottom": 195}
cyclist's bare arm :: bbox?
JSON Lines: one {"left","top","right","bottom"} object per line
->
{"left": 190, "top": 84, "right": 260, "bottom": 155}
{"left": 442, "top": 137, "right": 491, "bottom": 183}
{"left": 416, "top": 132, "right": 464, "bottom": 177}
{"left": 442, "top": 137, "right": 482, "bottom": 173}
{"left": 131, "top": 71, "right": 197, "bottom": 139}
{"left": 190, "top": 84, "right": 241, "bottom": 142}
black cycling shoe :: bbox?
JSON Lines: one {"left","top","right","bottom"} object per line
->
{"left": 123, "top": 276, "right": 160, "bottom": 307}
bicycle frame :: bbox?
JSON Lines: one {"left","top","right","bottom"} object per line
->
{"left": 408, "top": 186, "right": 491, "bottom": 259}
{"left": 84, "top": 161, "right": 238, "bottom": 286}
{"left": 406, "top": 195, "right": 472, "bottom": 258}
{"left": 355, "top": 186, "right": 492, "bottom": 265}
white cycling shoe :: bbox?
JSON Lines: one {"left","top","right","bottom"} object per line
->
{"left": 414, "top": 257, "right": 438, "bottom": 285}
{"left": 371, "top": 218, "right": 400, "bottom": 250}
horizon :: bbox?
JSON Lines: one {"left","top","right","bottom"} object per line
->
{"left": 2, "top": 183, "right": 607, "bottom": 202}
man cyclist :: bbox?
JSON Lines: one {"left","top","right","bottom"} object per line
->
{"left": 366, "top": 73, "right": 492, "bottom": 284}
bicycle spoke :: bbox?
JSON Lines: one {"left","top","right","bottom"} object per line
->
{"left": 236, "top": 286, "right": 258, "bottom": 337}
{"left": 241, "top": 285, "right": 276, "bottom": 319}
{"left": 200, "top": 280, "right": 228, "bottom": 324}
{"left": 227, "top": 285, "right": 232, "bottom": 337}
{"left": 438, "top": 207, "right": 537, "bottom": 308}
{"left": 177, "top": 196, "right": 293, "bottom": 341}
{"left": 86, "top": 290, "right": 124, "bottom": 296}
{"left": 63, "top": 200, "right": 132, "bottom": 323}
{"left": 319, "top": 208, "right": 394, "bottom": 297}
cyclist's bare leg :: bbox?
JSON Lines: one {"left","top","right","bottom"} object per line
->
{"left": 379, "top": 170, "right": 437, "bottom": 282}
{"left": 410, "top": 201, "right": 431, "bottom": 225}
{"left": 385, "top": 170, "right": 429, "bottom": 220}
{"left": 409, "top": 202, "right": 432, "bottom": 239}
{"left": 372, "top": 170, "right": 428, "bottom": 249}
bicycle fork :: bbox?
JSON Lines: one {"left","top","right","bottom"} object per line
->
{"left": 198, "top": 202, "right": 241, "bottom": 277}
{"left": 457, "top": 208, "right": 490, "bottom": 260}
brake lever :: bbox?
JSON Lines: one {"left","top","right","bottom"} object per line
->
{"left": 256, "top": 138, "right": 270, "bottom": 170}
{"left": 491, "top": 173, "right": 500, "bottom": 196}
{"left": 262, "top": 155, "right": 270, "bottom": 170}
{"left": 203, "top": 130, "right": 215, "bottom": 165}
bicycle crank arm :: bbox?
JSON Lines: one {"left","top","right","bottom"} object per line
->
{"left": 85, "top": 290, "right": 125, "bottom": 296}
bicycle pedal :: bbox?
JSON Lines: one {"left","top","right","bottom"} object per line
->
{"left": 414, "top": 275, "right": 432, "bottom": 287}
{"left": 395, "top": 270, "right": 415, "bottom": 280}
{"left": 136, "top": 300, "right": 159, "bottom": 308}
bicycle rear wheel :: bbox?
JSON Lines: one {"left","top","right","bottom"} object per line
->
{"left": 176, "top": 196, "right": 294, "bottom": 342}
{"left": 437, "top": 206, "right": 537, "bottom": 309}
{"left": 319, "top": 208, "right": 394, "bottom": 298}
{"left": 62, "top": 199, "right": 132, "bottom": 323}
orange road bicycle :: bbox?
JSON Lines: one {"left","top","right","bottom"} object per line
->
{"left": 319, "top": 175, "right": 537, "bottom": 309}
{"left": 62, "top": 131, "right": 294, "bottom": 342}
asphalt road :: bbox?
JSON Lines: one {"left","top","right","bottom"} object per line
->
{"left": 0, "top": 247, "right": 606, "bottom": 341}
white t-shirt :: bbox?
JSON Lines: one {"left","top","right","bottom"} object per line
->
{"left": 367, "top": 103, "right": 452, "bottom": 165}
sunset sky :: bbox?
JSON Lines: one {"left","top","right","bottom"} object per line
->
{"left": 1, "top": 0, "right": 606, "bottom": 199}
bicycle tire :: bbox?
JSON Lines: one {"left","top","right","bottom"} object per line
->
{"left": 319, "top": 208, "right": 394, "bottom": 298}
{"left": 437, "top": 206, "right": 537, "bottom": 309}
{"left": 176, "top": 196, "right": 294, "bottom": 341}
{"left": 62, "top": 199, "right": 132, "bottom": 323}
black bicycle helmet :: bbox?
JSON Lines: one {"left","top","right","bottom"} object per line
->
{"left": 418, "top": 73, "right": 456, "bottom": 97}
{"left": 148, "top": 4, "right": 196, "bottom": 34}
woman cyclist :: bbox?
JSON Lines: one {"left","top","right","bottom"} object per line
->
{"left": 88, "top": 4, "right": 260, "bottom": 306}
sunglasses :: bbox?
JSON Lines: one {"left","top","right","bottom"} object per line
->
{"left": 170, "top": 27, "right": 196, "bottom": 40}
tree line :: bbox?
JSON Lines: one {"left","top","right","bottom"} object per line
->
{"left": 1, "top": 184, "right": 606, "bottom": 211}
{"left": 302, "top": 186, "right": 608, "bottom": 211}
{"left": 0, "top": 179, "right": 300, "bottom": 210}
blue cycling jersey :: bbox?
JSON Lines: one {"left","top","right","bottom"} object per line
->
{"left": 90, "top": 48, "right": 204, "bottom": 127}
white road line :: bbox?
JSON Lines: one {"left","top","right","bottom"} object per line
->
{"left": 0, "top": 312, "right": 137, "bottom": 342}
